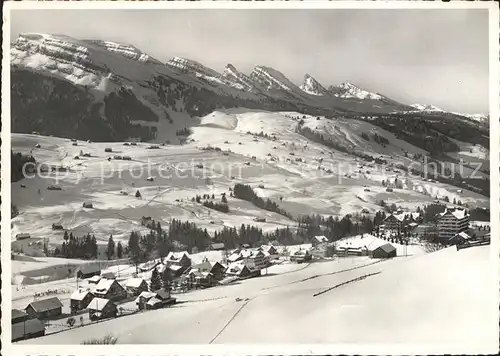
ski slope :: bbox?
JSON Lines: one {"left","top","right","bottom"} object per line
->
{"left": 17, "top": 245, "right": 497, "bottom": 354}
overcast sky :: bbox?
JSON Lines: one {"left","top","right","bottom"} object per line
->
{"left": 10, "top": 9, "right": 490, "bottom": 113}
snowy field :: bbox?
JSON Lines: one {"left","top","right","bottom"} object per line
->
{"left": 17, "top": 245, "right": 497, "bottom": 354}
{"left": 11, "top": 109, "right": 489, "bottom": 247}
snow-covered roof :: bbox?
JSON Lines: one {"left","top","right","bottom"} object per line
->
{"left": 70, "top": 289, "right": 91, "bottom": 301}
{"left": 135, "top": 291, "right": 157, "bottom": 303}
{"left": 166, "top": 251, "right": 190, "bottom": 261}
{"left": 94, "top": 278, "right": 115, "bottom": 294}
{"left": 146, "top": 297, "right": 162, "bottom": 306}
{"left": 87, "top": 297, "right": 112, "bottom": 311}
{"left": 439, "top": 208, "right": 468, "bottom": 220}
{"left": 453, "top": 231, "right": 472, "bottom": 241}
{"left": 88, "top": 275, "right": 101, "bottom": 283}
{"left": 125, "top": 278, "right": 146, "bottom": 288}
{"left": 27, "top": 297, "right": 63, "bottom": 312}
{"left": 169, "top": 265, "right": 183, "bottom": 271}
{"left": 312, "top": 235, "right": 328, "bottom": 243}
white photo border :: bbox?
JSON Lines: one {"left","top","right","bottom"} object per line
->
{"left": 1, "top": 1, "right": 499, "bottom": 355}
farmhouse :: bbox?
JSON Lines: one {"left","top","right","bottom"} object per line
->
{"left": 92, "top": 279, "right": 127, "bottom": 301}
{"left": 290, "top": 249, "right": 312, "bottom": 263}
{"left": 372, "top": 243, "right": 397, "bottom": 259}
{"left": 209, "top": 261, "right": 227, "bottom": 281}
{"left": 226, "top": 261, "right": 261, "bottom": 279}
{"left": 25, "top": 297, "right": 63, "bottom": 320}
{"left": 258, "top": 245, "right": 279, "bottom": 257}
{"left": 70, "top": 290, "right": 94, "bottom": 313}
{"left": 16, "top": 233, "right": 31, "bottom": 241}
{"left": 76, "top": 264, "right": 101, "bottom": 279}
{"left": 82, "top": 202, "right": 93, "bottom": 209}
{"left": 165, "top": 251, "right": 192, "bottom": 272}
{"left": 311, "top": 235, "right": 328, "bottom": 246}
{"left": 12, "top": 318, "right": 45, "bottom": 342}
{"left": 145, "top": 290, "right": 175, "bottom": 310}
{"left": 125, "top": 278, "right": 149, "bottom": 296}
{"left": 87, "top": 298, "right": 117, "bottom": 320}
{"left": 135, "top": 291, "right": 157, "bottom": 310}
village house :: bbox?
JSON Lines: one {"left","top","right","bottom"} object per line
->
{"left": 92, "top": 279, "right": 127, "bottom": 301}
{"left": 311, "top": 243, "right": 334, "bottom": 259}
{"left": 226, "top": 261, "right": 261, "bottom": 279}
{"left": 290, "top": 249, "right": 312, "bottom": 263}
{"left": 76, "top": 264, "right": 101, "bottom": 279}
{"left": 259, "top": 245, "right": 279, "bottom": 258}
{"left": 165, "top": 251, "right": 192, "bottom": 274}
{"left": 87, "top": 298, "right": 118, "bottom": 320}
{"left": 12, "top": 318, "right": 45, "bottom": 342}
{"left": 70, "top": 290, "right": 94, "bottom": 314}
{"left": 146, "top": 290, "right": 175, "bottom": 310}
{"left": 209, "top": 261, "right": 227, "bottom": 281}
{"left": 437, "top": 207, "right": 470, "bottom": 241}
{"left": 227, "top": 251, "right": 244, "bottom": 264}
{"left": 371, "top": 243, "right": 397, "bottom": 259}
{"left": 135, "top": 291, "right": 157, "bottom": 310}
{"left": 311, "top": 235, "right": 329, "bottom": 246}
{"left": 25, "top": 297, "right": 63, "bottom": 320}
{"left": 125, "top": 278, "right": 149, "bottom": 296}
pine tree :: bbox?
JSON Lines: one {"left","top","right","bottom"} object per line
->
{"left": 161, "top": 267, "right": 173, "bottom": 292}
{"left": 221, "top": 194, "right": 228, "bottom": 204}
{"left": 91, "top": 235, "right": 98, "bottom": 258}
{"left": 116, "top": 242, "right": 123, "bottom": 259}
{"left": 150, "top": 268, "right": 162, "bottom": 292}
{"left": 106, "top": 235, "right": 115, "bottom": 260}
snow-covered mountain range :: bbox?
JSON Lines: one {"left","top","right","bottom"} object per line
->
{"left": 10, "top": 33, "right": 487, "bottom": 141}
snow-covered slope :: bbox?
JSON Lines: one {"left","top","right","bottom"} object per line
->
{"left": 11, "top": 109, "right": 489, "bottom": 245}
{"left": 18, "top": 245, "right": 497, "bottom": 353}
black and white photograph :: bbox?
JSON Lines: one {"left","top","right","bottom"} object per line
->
{"left": 1, "top": 2, "right": 499, "bottom": 354}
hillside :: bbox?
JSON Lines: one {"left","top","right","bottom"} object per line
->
{"left": 11, "top": 110, "right": 489, "bottom": 249}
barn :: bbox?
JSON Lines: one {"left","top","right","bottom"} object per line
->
{"left": 372, "top": 243, "right": 397, "bottom": 259}
{"left": 25, "top": 297, "right": 63, "bottom": 320}
{"left": 76, "top": 264, "right": 101, "bottom": 279}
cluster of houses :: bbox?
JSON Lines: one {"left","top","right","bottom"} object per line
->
{"left": 380, "top": 207, "right": 490, "bottom": 246}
